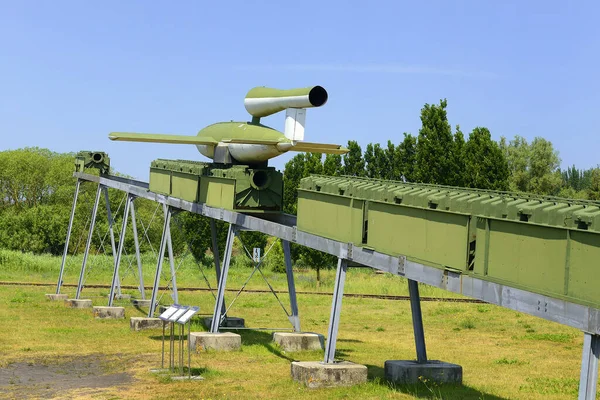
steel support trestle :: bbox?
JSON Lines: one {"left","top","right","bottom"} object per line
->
{"left": 129, "top": 198, "right": 146, "bottom": 299}
{"left": 56, "top": 179, "right": 81, "bottom": 294}
{"left": 408, "top": 279, "right": 428, "bottom": 363}
{"left": 283, "top": 240, "right": 300, "bottom": 332}
{"left": 103, "top": 187, "right": 121, "bottom": 296}
{"left": 323, "top": 257, "right": 348, "bottom": 364}
{"left": 148, "top": 205, "right": 172, "bottom": 317}
{"left": 165, "top": 205, "right": 178, "bottom": 304}
{"left": 210, "top": 224, "right": 236, "bottom": 333}
{"left": 75, "top": 184, "right": 102, "bottom": 299}
{"left": 108, "top": 195, "right": 132, "bottom": 306}
{"left": 578, "top": 333, "right": 600, "bottom": 400}
{"left": 210, "top": 219, "right": 227, "bottom": 318}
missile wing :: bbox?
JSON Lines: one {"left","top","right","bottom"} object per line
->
{"left": 108, "top": 132, "right": 217, "bottom": 146}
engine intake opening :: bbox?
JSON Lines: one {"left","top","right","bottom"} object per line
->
{"left": 308, "top": 86, "right": 328, "bottom": 107}
{"left": 92, "top": 153, "right": 104, "bottom": 163}
{"left": 252, "top": 170, "right": 270, "bottom": 189}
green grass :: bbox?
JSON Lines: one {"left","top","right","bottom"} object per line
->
{"left": 0, "top": 248, "right": 469, "bottom": 299}
{"left": 0, "top": 249, "right": 594, "bottom": 399}
{"left": 522, "top": 333, "right": 575, "bottom": 343}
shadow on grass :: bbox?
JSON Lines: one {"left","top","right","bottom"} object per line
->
{"left": 148, "top": 334, "right": 188, "bottom": 341}
{"left": 365, "top": 364, "right": 509, "bottom": 400}
{"left": 337, "top": 338, "right": 363, "bottom": 343}
{"left": 154, "top": 366, "right": 215, "bottom": 383}
{"left": 236, "top": 329, "right": 298, "bottom": 362}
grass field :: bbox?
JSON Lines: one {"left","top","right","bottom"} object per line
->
{"left": 0, "top": 249, "right": 595, "bottom": 399}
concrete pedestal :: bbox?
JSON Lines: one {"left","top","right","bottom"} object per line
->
{"left": 65, "top": 299, "right": 93, "bottom": 308}
{"left": 273, "top": 332, "right": 324, "bottom": 352}
{"left": 202, "top": 317, "right": 245, "bottom": 329}
{"left": 46, "top": 294, "right": 68, "bottom": 301}
{"left": 291, "top": 361, "right": 368, "bottom": 388}
{"left": 189, "top": 332, "right": 241, "bottom": 352}
{"left": 384, "top": 360, "right": 462, "bottom": 384}
{"left": 113, "top": 294, "right": 131, "bottom": 300}
{"left": 131, "top": 299, "right": 153, "bottom": 308}
{"left": 130, "top": 317, "right": 164, "bottom": 331}
{"left": 93, "top": 306, "right": 125, "bottom": 319}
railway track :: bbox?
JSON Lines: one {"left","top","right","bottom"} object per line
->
{"left": 0, "top": 281, "right": 485, "bottom": 304}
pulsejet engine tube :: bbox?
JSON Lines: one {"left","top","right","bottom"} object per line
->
{"left": 244, "top": 86, "right": 328, "bottom": 118}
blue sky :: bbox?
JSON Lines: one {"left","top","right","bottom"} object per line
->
{"left": 1, "top": 1, "right": 598, "bottom": 180}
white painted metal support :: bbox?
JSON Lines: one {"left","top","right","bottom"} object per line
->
{"left": 283, "top": 240, "right": 300, "bottom": 332}
{"left": 165, "top": 205, "right": 178, "bottom": 304}
{"left": 75, "top": 184, "right": 102, "bottom": 299}
{"left": 578, "top": 333, "right": 600, "bottom": 400}
{"left": 210, "top": 219, "right": 226, "bottom": 318}
{"left": 108, "top": 195, "right": 132, "bottom": 306}
{"left": 56, "top": 179, "right": 81, "bottom": 294}
{"left": 129, "top": 197, "right": 146, "bottom": 299}
{"left": 148, "top": 205, "right": 172, "bottom": 317}
{"left": 323, "top": 258, "right": 348, "bottom": 364}
{"left": 210, "top": 224, "right": 236, "bottom": 333}
{"left": 408, "top": 279, "right": 428, "bottom": 363}
{"left": 103, "top": 187, "right": 121, "bottom": 296}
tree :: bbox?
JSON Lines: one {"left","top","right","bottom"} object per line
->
{"left": 174, "top": 213, "right": 231, "bottom": 267}
{"left": 500, "top": 136, "right": 562, "bottom": 195}
{"left": 588, "top": 168, "right": 600, "bottom": 200}
{"left": 562, "top": 165, "right": 583, "bottom": 191}
{"left": 415, "top": 99, "right": 454, "bottom": 185}
{"left": 303, "top": 153, "right": 323, "bottom": 177}
{"left": 463, "top": 127, "right": 509, "bottom": 190}
{"left": 323, "top": 154, "right": 343, "bottom": 176}
{"left": 364, "top": 143, "right": 376, "bottom": 178}
{"left": 343, "top": 140, "right": 365, "bottom": 176}
{"left": 449, "top": 125, "right": 466, "bottom": 187}
{"left": 500, "top": 135, "right": 529, "bottom": 192}
{"left": 384, "top": 140, "right": 400, "bottom": 181}
{"left": 528, "top": 137, "right": 562, "bottom": 195}
{"left": 238, "top": 231, "right": 268, "bottom": 257}
{"left": 282, "top": 154, "right": 306, "bottom": 214}
{"left": 397, "top": 133, "right": 417, "bottom": 182}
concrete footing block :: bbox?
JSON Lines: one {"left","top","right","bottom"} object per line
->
{"left": 65, "top": 299, "right": 93, "bottom": 308}
{"left": 93, "top": 306, "right": 125, "bottom": 319}
{"left": 273, "top": 332, "right": 324, "bottom": 352}
{"left": 130, "top": 317, "right": 164, "bottom": 331}
{"left": 113, "top": 294, "right": 131, "bottom": 300}
{"left": 384, "top": 360, "right": 463, "bottom": 384}
{"left": 131, "top": 299, "right": 153, "bottom": 308}
{"left": 202, "top": 317, "right": 245, "bottom": 329}
{"left": 189, "top": 332, "right": 241, "bottom": 352}
{"left": 46, "top": 294, "right": 68, "bottom": 301}
{"left": 291, "top": 361, "right": 368, "bottom": 388}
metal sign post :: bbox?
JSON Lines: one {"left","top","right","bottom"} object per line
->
{"left": 155, "top": 304, "right": 200, "bottom": 380}
{"left": 177, "top": 306, "right": 200, "bottom": 379}
{"left": 252, "top": 248, "right": 261, "bottom": 263}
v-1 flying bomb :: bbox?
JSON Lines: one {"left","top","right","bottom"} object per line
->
{"left": 108, "top": 86, "right": 348, "bottom": 167}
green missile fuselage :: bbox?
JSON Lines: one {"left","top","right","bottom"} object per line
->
{"left": 108, "top": 85, "right": 348, "bottom": 165}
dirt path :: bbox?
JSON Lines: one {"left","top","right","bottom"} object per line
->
{"left": 0, "top": 354, "right": 132, "bottom": 399}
